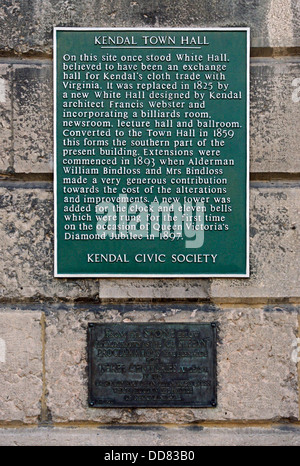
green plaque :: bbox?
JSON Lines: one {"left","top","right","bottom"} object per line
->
{"left": 54, "top": 27, "right": 249, "bottom": 277}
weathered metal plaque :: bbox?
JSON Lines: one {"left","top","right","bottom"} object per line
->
{"left": 54, "top": 27, "right": 249, "bottom": 277}
{"left": 88, "top": 322, "right": 217, "bottom": 407}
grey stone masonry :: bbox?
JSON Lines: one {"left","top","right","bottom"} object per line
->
{"left": 0, "top": 59, "right": 299, "bottom": 174}
{"left": 0, "top": 0, "right": 299, "bottom": 448}
{"left": 0, "top": 65, "right": 12, "bottom": 172}
{"left": 0, "top": 187, "right": 99, "bottom": 300}
{"left": 0, "top": 0, "right": 299, "bottom": 53}
{"left": 44, "top": 305, "right": 298, "bottom": 424}
{"left": 1, "top": 426, "right": 300, "bottom": 446}
{"left": 12, "top": 64, "right": 53, "bottom": 174}
{"left": 250, "top": 59, "right": 300, "bottom": 174}
{"left": 0, "top": 185, "right": 298, "bottom": 301}
{"left": 0, "top": 311, "right": 43, "bottom": 424}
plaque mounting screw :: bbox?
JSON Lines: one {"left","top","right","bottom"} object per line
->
{"left": 211, "top": 322, "right": 216, "bottom": 328}
{"left": 89, "top": 401, "right": 94, "bottom": 407}
{"left": 88, "top": 323, "right": 94, "bottom": 328}
{"left": 210, "top": 400, "right": 217, "bottom": 407}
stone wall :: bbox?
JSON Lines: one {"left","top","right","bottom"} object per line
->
{"left": 0, "top": 0, "right": 299, "bottom": 446}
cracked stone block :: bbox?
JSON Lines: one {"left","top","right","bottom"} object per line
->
{"left": 0, "top": 311, "right": 43, "bottom": 424}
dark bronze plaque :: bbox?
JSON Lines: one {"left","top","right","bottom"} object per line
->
{"left": 88, "top": 322, "right": 217, "bottom": 407}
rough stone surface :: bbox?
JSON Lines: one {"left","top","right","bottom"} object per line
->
{"left": 13, "top": 64, "right": 53, "bottom": 173}
{"left": 0, "top": 311, "right": 43, "bottom": 424}
{"left": 267, "top": 0, "right": 299, "bottom": 48}
{"left": 99, "top": 278, "right": 210, "bottom": 301}
{"left": 1, "top": 426, "right": 300, "bottom": 446}
{"left": 210, "top": 185, "right": 300, "bottom": 300}
{"left": 0, "top": 65, "right": 12, "bottom": 172}
{"left": 0, "top": 0, "right": 299, "bottom": 444}
{"left": 0, "top": 185, "right": 297, "bottom": 301}
{"left": 0, "top": 0, "right": 299, "bottom": 54}
{"left": 250, "top": 59, "right": 300, "bottom": 174}
{"left": 99, "top": 185, "right": 300, "bottom": 300}
{"left": 11, "top": 59, "right": 300, "bottom": 174}
{"left": 45, "top": 305, "right": 298, "bottom": 423}
{"left": 0, "top": 187, "right": 98, "bottom": 300}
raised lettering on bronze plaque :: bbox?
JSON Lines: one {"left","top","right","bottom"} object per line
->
{"left": 88, "top": 322, "right": 217, "bottom": 407}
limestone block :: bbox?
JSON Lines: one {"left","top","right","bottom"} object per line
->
{"left": 0, "top": 311, "right": 43, "bottom": 424}
{"left": 0, "top": 187, "right": 99, "bottom": 300}
{"left": 45, "top": 305, "right": 298, "bottom": 423}
{"left": 210, "top": 185, "right": 300, "bottom": 300}
{"left": 99, "top": 278, "right": 210, "bottom": 301}
{"left": 0, "top": 65, "right": 12, "bottom": 172}
{"left": 1, "top": 426, "right": 300, "bottom": 446}
{"left": 0, "top": 0, "right": 299, "bottom": 54}
{"left": 12, "top": 64, "right": 53, "bottom": 173}
{"left": 250, "top": 59, "right": 300, "bottom": 173}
